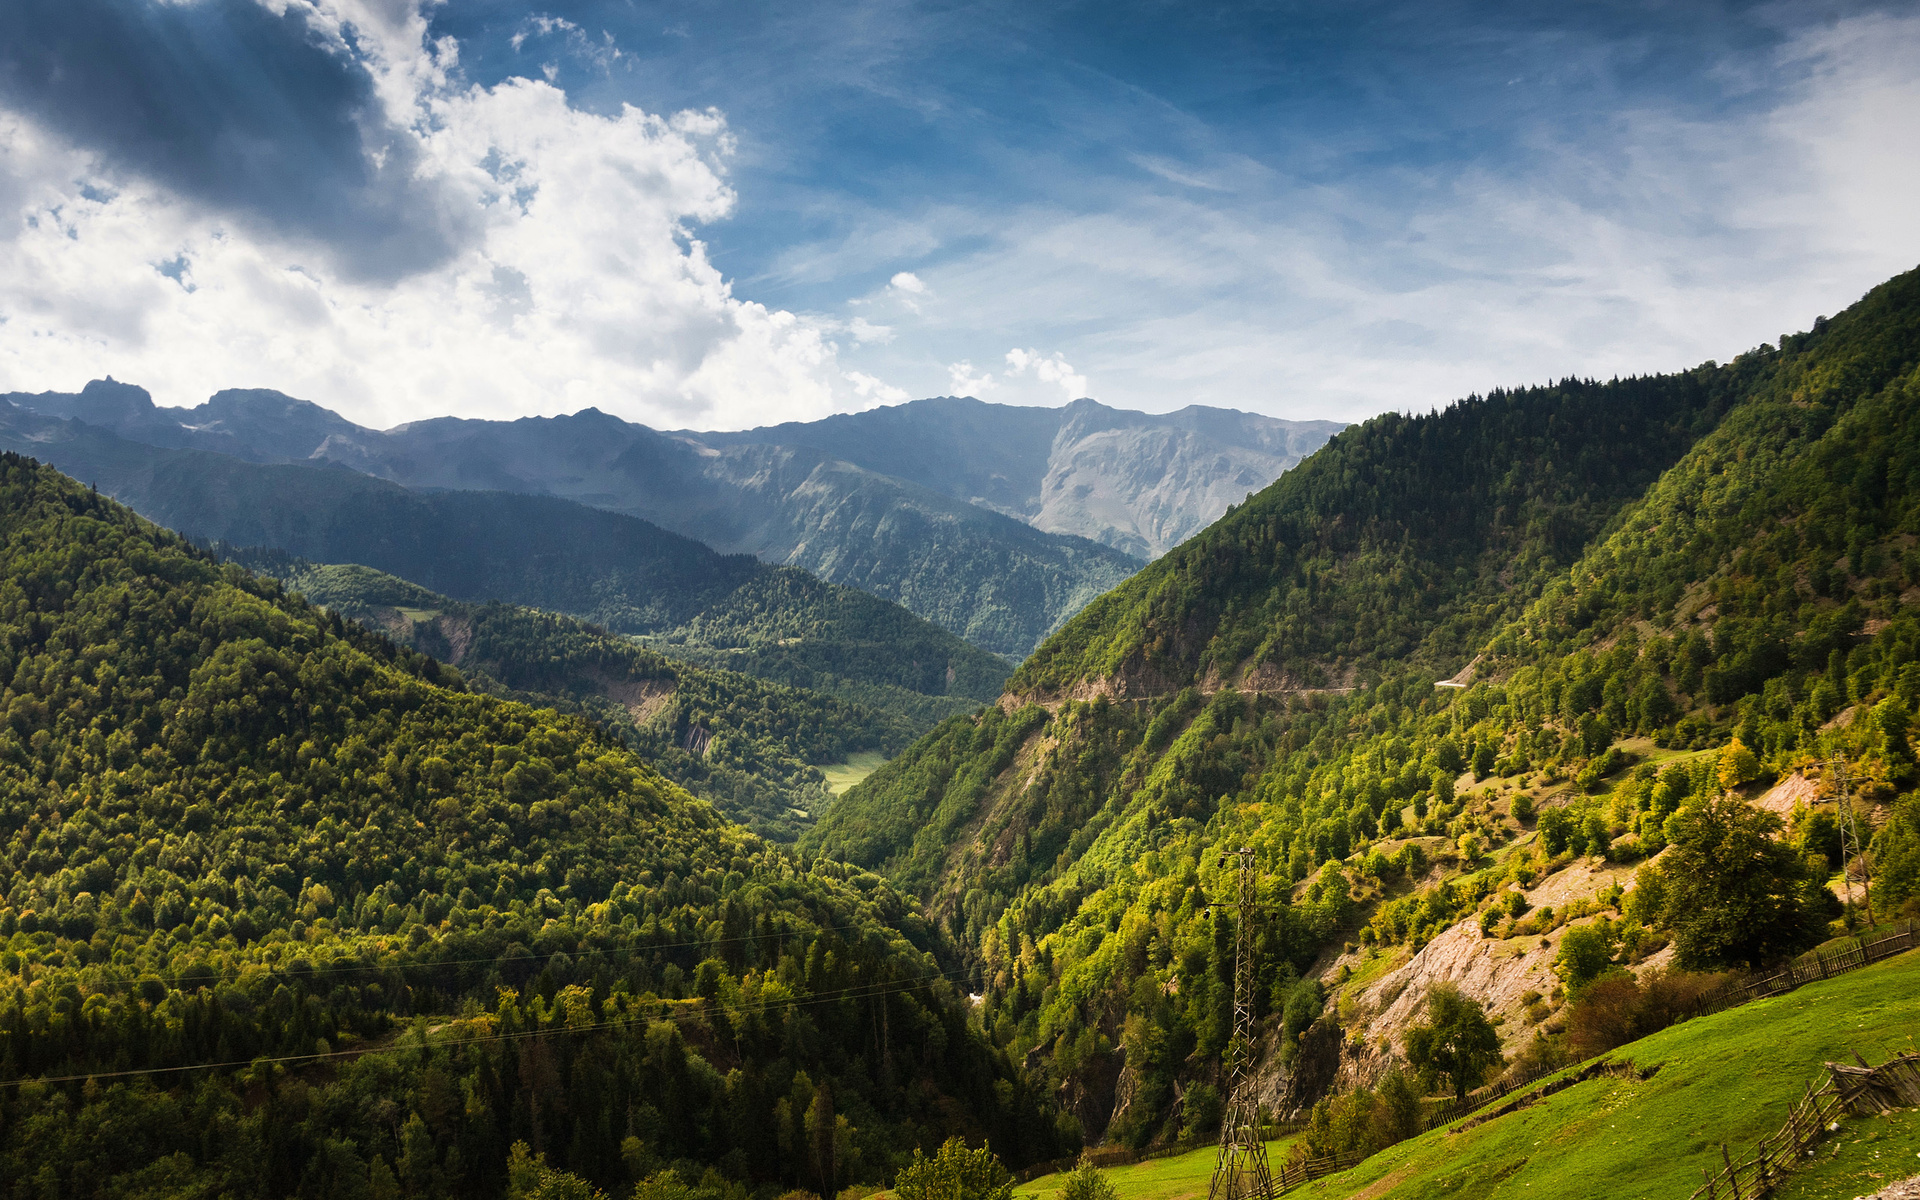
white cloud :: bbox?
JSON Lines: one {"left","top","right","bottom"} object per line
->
{"left": 0, "top": 0, "right": 903, "bottom": 430}
{"left": 888, "top": 270, "right": 927, "bottom": 294}
{"left": 846, "top": 370, "right": 908, "bottom": 402}
{"left": 1004, "top": 347, "right": 1088, "bottom": 400}
{"left": 947, "top": 360, "right": 994, "bottom": 395}
{"left": 833, "top": 11, "right": 1920, "bottom": 421}
{"left": 847, "top": 316, "right": 893, "bottom": 343}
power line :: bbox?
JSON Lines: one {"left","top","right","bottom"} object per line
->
{"left": 0, "top": 963, "right": 969, "bottom": 1090}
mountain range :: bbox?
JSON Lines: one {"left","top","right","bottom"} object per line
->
{"left": 0, "top": 385, "right": 1337, "bottom": 656}
{"left": 5, "top": 264, "right": 1920, "bottom": 1200}
{"left": 804, "top": 264, "right": 1920, "bottom": 1146}
{"left": 0, "top": 403, "right": 1008, "bottom": 723}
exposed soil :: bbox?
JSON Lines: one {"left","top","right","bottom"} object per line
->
{"left": 1861, "top": 1174, "right": 1920, "bottom": 1200}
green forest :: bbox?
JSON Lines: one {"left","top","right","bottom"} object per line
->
{"left": 0, "top": 419, "right": 1011, "bottom": 716}
{"left": 0, "top": 457, "right": 1065, "bottom": 1198}
{"left": 220, "top": 551, "right": 922, "bottom": 842}
{"left": 12, "top": 259, "right": 1920, "bottom": 1198}
{"left": 806, "top": 265, "right": 1920, "bottom": 1146}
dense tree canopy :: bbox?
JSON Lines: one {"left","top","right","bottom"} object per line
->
{"left": 806, "top": 266, "right": 1920, "bottom": 1145}
{"left": 0, "top": 455, "right": 1064, "bottom": 1199}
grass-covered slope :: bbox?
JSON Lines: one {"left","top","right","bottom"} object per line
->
{"left": 0, "top": 408, "right": 1010, "bottom": 711}
{"left": 223, "top": 550, "right": 922, "bottom": 842}
{"left": 0, "top": 454, "right": 1064, "bottom": 1198}
{"left": 1309, "top": 949, "right": 1920, "bottom": 1200}
{"left": 802, "top": 265, "right": 1920, "bottom": 1150}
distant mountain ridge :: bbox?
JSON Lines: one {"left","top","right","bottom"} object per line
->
{"left": 692, "top": 395, "right": 1345, "bottom": 559}
{"left": 0, "top": 383, "right": 1336, "bottom": 653}
{"left": 0, "top": 402, "right": 1009, "bottom": 720}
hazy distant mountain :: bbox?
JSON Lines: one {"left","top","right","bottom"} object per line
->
{"left": 0, "top": 382, "right": 1333, "bottom": 652}
{"left": 0, "top": 399, "right": 1009, "bottom": 719}
{"left": 692, "top": 396, "right": 1346, "bottom": 558}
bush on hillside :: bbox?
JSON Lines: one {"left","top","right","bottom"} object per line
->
{"left": 1541, "top": 968, "right": 1730, "bottom": 1065}
{"left": 1058, "top": 1157, "right": 1118, "bottom": 1200}
{"left": 893, "top": 1140, "right": 1013, "bottom": 1200}
{"left": 1555, "top": 921, "right": 1623, "bottom": 997}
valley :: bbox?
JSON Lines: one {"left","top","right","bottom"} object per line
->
{"left": 3, "top": 265, "right": 1920, "bottom": 1200}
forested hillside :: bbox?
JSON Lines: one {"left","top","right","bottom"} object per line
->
{"left": 223, "top": 550, "right": 920, "bottom": 842}
{"left": 0, "top": 456, "right": 1065, "bottom": 1197}
{"left": 803, "top": 265, "right": 1920, "bottom": 1148}
{"left": 0, "top": 409, "right": 1010, "bottom": 716}
{"left": 0, "top": 388, "right": 1150, "bottom": 658}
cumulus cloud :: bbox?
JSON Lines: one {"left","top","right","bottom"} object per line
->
{"left": 846, "top": 370, "right": 909, "bottom": 402}
{"left": 889, "top": 271, "right": 927, "bottom": 294}
{"left": 0, "top": 0, "right": 900, "bottom": 429}
{"left": 947, "top": 360, "right": 994, "bottom": 395}
{"left": 1004, "top": 348, "right": 1088, "bottom": 400}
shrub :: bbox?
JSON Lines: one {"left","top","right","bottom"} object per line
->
{"left": 893, "top": 1140, "right": 1013, "bottom": 1200}
{"left": 1058, "top": 1158, "right": 1117, "bottom": 1200}
{"left": 1179, "top": 1083, "right": 1222, "bottom": 1140}
{"left": 1554, "top": 921, "right": 1620, "bottom": 997}
{"left": 1561, "top": 968, "right": 1727, "bottom": 1061}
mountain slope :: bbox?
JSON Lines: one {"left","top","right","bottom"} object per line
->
{"left": 805, "top": 362, "right": 1749, "bottom": 901}
{"left": 0, "top": 387, "right": 1147, "bottom": 656}
{"left": 224, "top": 549, "right": 919, "bottom": 842}
{"left": 0, "top": 407, "right": 1009, "bottom": 716}
{"left": 802, "top": 264, "right": 1920, "bottom": 1148}
{"left": 0, "top": 453, "right": 1064, "bottom": 1196}
{"left": 333, "top": 415, "right": 1143, "bottom": 658}
{"left": 693, "top": 396, "right": 1345, "bottom": 558}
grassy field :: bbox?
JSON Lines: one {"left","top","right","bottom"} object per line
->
{"left": 1288, "top": 949, "right": 1920, "bottom": 1200}
{"left": 1027, "top": 951, "right": 1920, "bottom": 1200}
{"left": 1015, "top": 1135, "right": 1304, "bottom": 1200}
{"left": 1775, "top": 1106, "right": 1920, "bottom": 1200}
{"left": 822, "top": 750, "right": 890, "bottom": 796}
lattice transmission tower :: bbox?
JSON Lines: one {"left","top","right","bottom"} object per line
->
{"left": 1207, "top": 847, "right": 1274, "bottom": 1200}
{"left": 1829, "top": 755, "right": 1875, "bottom": 926}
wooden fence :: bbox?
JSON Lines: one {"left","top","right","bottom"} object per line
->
{"left": 1688, "top": 1051, "right": 1920, "bottom": 1200}
{"left": 1737, "top": 920, "right": 1918, "bottom": 1002}
{"left": 1271, "top": 1148, "right": 1366, "bottom": 1194}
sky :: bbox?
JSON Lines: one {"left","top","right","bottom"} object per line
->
{"left": 0, "top": 0, "right": 1917, "bottom": 430}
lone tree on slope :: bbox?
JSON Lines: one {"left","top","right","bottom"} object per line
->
{"left": 1405, "top": 984, "right": 1503, "bottom": 1101}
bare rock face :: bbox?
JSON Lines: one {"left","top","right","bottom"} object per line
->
{"left": 1277, "top": 1017, "right": 1346, "bottom": 1116}
{"left": 1030, "top": 401, "right": 1344, "bottom": 559}
{"left": 1344, "top": 857, "right": 1648, "bottom": 1058}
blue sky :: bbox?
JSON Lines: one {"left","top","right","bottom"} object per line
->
{"left": 0, "top": 0, "right": 1916, "bottom": 428}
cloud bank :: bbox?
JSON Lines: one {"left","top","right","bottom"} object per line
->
{"left": 0, "top": 0, "right": 871, "bottom": 428}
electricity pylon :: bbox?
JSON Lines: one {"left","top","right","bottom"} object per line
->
{"left": 1207, "top": 847, "right": 1274, "bottom": 1200}
{"left": 1829, "top": 756, "right": 1875, "bottom": 926}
